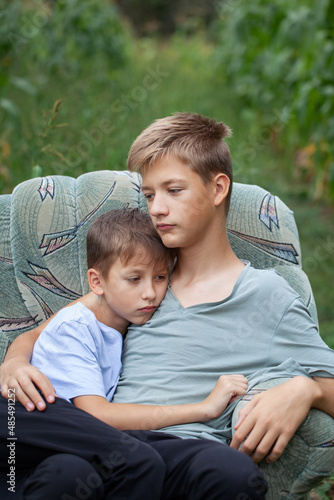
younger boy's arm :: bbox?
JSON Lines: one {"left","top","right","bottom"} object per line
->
{"left": 73, "top": 374, "right": 248, "bottom": 430}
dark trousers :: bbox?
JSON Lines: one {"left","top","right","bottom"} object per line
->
{"left": 0, "top": 395, "right": 267, "bottom": 499}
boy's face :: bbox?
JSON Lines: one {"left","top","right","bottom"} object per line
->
{"left": 141, "top": 156, "right": 219, "bottom": 249}
{"left": 100, "top": 249, "right": 168, "bottom": 326}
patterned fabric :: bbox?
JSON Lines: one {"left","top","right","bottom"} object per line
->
{"left": 0, "top": 170, "right": 332, "bottom": 498}
{"left": 0, "top": 171, "right": 144, "bottom": 357}
{"left": 233, "top": 379, "right": 334, "bottom": 500}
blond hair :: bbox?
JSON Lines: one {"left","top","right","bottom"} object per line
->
{"left": 127, "top": 112, "right": 233, "bottom": 213}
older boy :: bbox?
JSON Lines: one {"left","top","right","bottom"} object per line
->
{"left": 0, "top": 207, "right": 265, "bottom": 500}
{"left": 123, "top": 113, "right": 334, "bottom": 462}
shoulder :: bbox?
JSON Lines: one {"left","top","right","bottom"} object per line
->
{"left": 50, "top": 302, "right": 96, "bottom": 327}
{"left": 244, "top": 265, "right": 299, "bottom": 303}
{"left": 247, "top": 265, "right": 295, "bottom": 288}
{"left": 43, "top": 302, "right": 99, "bottom": 339}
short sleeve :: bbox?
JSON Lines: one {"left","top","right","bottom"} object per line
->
{"left": 32, "top": 320, "right": 107, "bottom": 401}
{"left": 269, "top": 297, "right": 334, "bottom": 378}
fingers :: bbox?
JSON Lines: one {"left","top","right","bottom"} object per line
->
{"left": 20, "top": 371, "right": 56, "bottom": 411}
{"left": 230, "top": 396, "right": 298, "bottom": 463}
{"left": 1, "top": 368, "right": 56, "bottom": 411}
{"left": 233, "top": 397, "right": 254, "bottom": 430}
{"left": 223, "top": 375, "right": 248, "bottom": 403}
{"left": 218, "top": 374, "right": 248, "bottom": 390}
{"left": 265, "top": 434, "right": 291, "bottom": 463}
{"left": 231, "top": 383, "right": 248, "bottom": 398}
{"left": 230, "top": 398, "right": 277, "bottom": 462}
{"left": 239, "top": 426, "right": 276, "bottom": 463}
{"left": 233, "top": 422, "right": 291, "bottom": 463}
{"left": 230, "top": 402, "right": 255, "bottom": 451}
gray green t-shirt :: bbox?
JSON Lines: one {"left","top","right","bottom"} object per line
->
{"left": 113, "top": 263, "right": 334, "bottom": 443}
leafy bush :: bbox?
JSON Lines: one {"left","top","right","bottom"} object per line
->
{"left": 1, "top": 0, "right": 128, "bottom": 74}
{"left": 0, "top": 0, "right": 130, "bottom": 191}
{"left": 213, "top": 0, "right": 334, "bottom": 201}
{"left": 27, "top": 0, "right": 128, "bottom": 73}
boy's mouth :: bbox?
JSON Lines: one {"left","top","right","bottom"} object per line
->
{"left": 139, "top": 306, "right": 157, "bottom": 313}
{"left": 157, "top": 223, "right": 175, "bottom": 231}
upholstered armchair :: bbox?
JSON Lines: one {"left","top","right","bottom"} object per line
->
{"left": 0, "top": 171, "right": 333, "bottom": 499}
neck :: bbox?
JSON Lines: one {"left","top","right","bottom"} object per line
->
{"left": 173, "top": 226, "right": 242, "bottom": 285}
{"left": 80, "top": 293, "right": 129, "bottom": 335}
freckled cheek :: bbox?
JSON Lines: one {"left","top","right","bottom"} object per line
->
{"left": 184, "top": 197, "right": 208, "bottom": 219}
{"left": 177, "top": 196, "right": 196, "bottom": 214}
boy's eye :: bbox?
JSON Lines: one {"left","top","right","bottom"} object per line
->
{"left": 168, "top": 188, "right": 182, "bottom": 195}
{"left": 127, "top": 276, "right": 140, "bottom": 282}
{"left": 155, "top": 275, "right": 167, "bottom": 282}
{"left": 143, "top": 193, "right": 154, "bottom": 201}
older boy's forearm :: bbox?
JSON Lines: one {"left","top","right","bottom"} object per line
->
{"left": 4, "top": 328, "right": 42, "bottom": 363}
{"left": 312, "top": 377, "right": 334, "bottom": 418}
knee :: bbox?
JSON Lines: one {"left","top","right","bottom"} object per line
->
{"left": 131, "top": 443, "right": 166, "bottom": 482}
{"left": 188, "top": 444, "right": 267, "bottom": 500}
{"left": 23, "top": 454, "right": 105, "bottom": 500}
{"left": 115, "top": 433, "right": 166, "bottom": 481}
{"left": 220, "top": 451, "right": 268, "bottom": 500}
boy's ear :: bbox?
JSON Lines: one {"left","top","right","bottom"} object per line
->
{"left": 88, "top": 268, "right": 104, "bottom": 296}
{"left": 213, "top": 173, "right": 230, "bottom": 207}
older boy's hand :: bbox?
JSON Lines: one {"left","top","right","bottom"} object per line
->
{"left": 230, "top": 377, "right": 320, "bottom": 463}
{"left": 0, "top": 358, "right": 56, "bottom": 411}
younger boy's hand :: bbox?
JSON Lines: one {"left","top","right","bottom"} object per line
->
{"left": 202, "top": 374, "right": 248, "bottom": 420}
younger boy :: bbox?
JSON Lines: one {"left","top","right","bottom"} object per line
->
{"left": 0, "top": 207, "right": 259, "bottom": 500}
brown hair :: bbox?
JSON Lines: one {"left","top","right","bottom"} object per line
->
{"left": 127, "top": 112, "right": 233, "bottom": 213}
{"left": 87, "top": 208, "right": 173, "bottom": 277}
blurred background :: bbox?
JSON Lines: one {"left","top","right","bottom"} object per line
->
{"left": 1, "top": 0, "right": 334, "bottom": 373}
{"left": 0, "top": 0, "right": 334, "bottom": 496}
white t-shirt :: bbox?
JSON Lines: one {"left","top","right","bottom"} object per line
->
{"left": 32, "top": 302, "right": 123, "bottom": 402}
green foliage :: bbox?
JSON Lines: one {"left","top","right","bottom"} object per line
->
{"left": 0, "top": 0, "right": 128, "bottom": 73}
{"left": 0, "top": 0, "right": 129, "bottom": 191}
{"left": 213, "top": 0, "right": 334, "bottom": 201}
{"left": 27, "top": 0, "right": 128, "bottom": 73}
{"left": 311, "top": 475, "right": 334, "bottom": 499}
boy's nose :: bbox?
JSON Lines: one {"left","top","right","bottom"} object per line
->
{"left": 142, "top": 282, "right": 156, "bottom": 301}
{"left": 149, "top": 194, "right": 168, "bottom": 217}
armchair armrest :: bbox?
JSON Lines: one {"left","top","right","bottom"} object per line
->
{"left": 232, "top": 379, "right": 334, "bottom": 500}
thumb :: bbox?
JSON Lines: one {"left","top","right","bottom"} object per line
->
{"left": 234, "top": 398, "right": 256, "bottom": 429}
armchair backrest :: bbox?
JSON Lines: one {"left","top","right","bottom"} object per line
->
{"left": 0, "top": 170, "right": 317, "bottom": 363}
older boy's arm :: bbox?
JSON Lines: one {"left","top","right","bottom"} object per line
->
{"left": 0, "top": 325, "right": 56, "bottom": 411}
{"left": 230, "top": 376, "right": 334, "bottom": 464}
{"left": 312, "top": 376, "right": 334, "bottom": 416}
{"left": 0, "top": 295, "right": 87, "bottom": 411}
